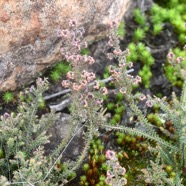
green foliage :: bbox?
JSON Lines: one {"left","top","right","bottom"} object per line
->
{"left": 133, "top": 8, "right": 146, "bottom": 26}
{"left": 80, "top": 48, "right": 91, "bottom": 55}
{"left": 2, "top": 91, "right": 14, "bottom": 103}
{"left": 126, "top": 41, "right": 154, "bottom": 88}
{"left": 164, "top": 47, "right": 186, "bottom": 86}
{"left": 117, "top": 21, "right": 125, "bottom": 38}
{"left": 103, "top": 66, "right": 111, "bottom": 79}
{"left": 0, "top": 78, "right": 88, "bottom": 185}
{"left": 50, "top": 70, "right": 61, "bottom": 81}
{"left": 107, "top": 102, "right": 115, "bottom": 111}
{"left": 147, "top": 113, "right": 163, "bottom": 127}
{"left": 139, "top": 65, "right": 152, "bottom": 88}
{"left": 153, "top": 23, "right": 163, "bottom": 35}
{"left": 80, "top": 139, "right": 108, "bottom": 186}
{"left": 139, "top": 50, "right": 155, "bottom": 66}
{"left": 150, "top": 4, "right": 168, "bottom": 23}
{"left": 50, "top": 61, "right": 70, "bottom": 81}
{"left": 133, "top": 28, "right": 146, "bottom": 41}
{"left": 0, "top": 78, "right": 62, "bottom": 184}
{"left": 115, "top": 105, "right": 125, "bottom": 115}
{"left": 127, "top": 42, "right": 138, "bottom": 62}
{"left": 116, "top": 92, "right": 124, "bottom": 101}
{"left": 1, "top": 9, "right": 186, "bottom": 185}
{"left": 164, "top": 64, "right": 178, "bottom": 85}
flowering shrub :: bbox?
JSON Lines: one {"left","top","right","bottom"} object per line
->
{"left": 0, "top": 12, "right": 186, "bottom": 185}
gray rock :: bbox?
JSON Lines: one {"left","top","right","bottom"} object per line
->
{"left": 0, "top": 0, "right": 131, "bottom": 91}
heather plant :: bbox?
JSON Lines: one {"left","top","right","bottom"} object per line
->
{"left": 0, "top": 15, "right": 185, "bottom": 185}
{"left": 0, "top": 77, "right": 88, "bottom": 185}
{"left": 105, "top": 150, "right": 127, "bottom": 186}
{"left": 105, "top": 35, "right": 186, "bottom": 185}
{"left": 0, "top": 78, "right": 60, "bottom": 185}
{"left": 100, "top": 23, "right": 186, "bottom": 185}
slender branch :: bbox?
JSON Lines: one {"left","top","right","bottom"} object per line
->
{"left": 44, "top": 89, "right": 71, "bottom": 101}
{"left": 49, "top": 98, "right": 71, "bottom": 112}
{"left": 43, "top": 122, "right": 86, "bottom": 181}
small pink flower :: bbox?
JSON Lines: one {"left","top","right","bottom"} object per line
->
{"left": 119, "top": 88, "right": 126, "bottom": 94}
{"left": 87, "top": 56, "right": 95, "bottom": 65}
{"left": 72, "top": 83, "right": 81, "bottom": 91}
{"left": 93, "top": 81, "right": 100, "bottom": 89}
{"left": 80, "top": 80, "right": 88, "bottom": 87}
{"left": 113, "top": 49, "right": 122, "bottom": 56}
{"left": 95, "top": 98, "right": 103, "bottom": 105}
{"left": 61, "top": 29, "right": 70, "bottom": 38}
{"left": 3, "top": 113, "right": 10, "bottom": 119}
{"left": 146, "top": 100, "right": 154, "bottom": 107}
{"left": 81, "top": 100, "right": 88, "bottom": 108}
{"left": 108, "top": 65, "right": 115, "bottom": 73}
{"left": 105, "top": 176, "right": 113, "bottom": 185}
{"left": 105, "top": 150, "right": 116, "bottom": 160}
{"left": 67, "top": 71, "right": 75, "bottom": 79}
{"left": 135, "top": 76, "right": 141, "bottom": 83}
{"left": 139, "top": 95, "right": 146, "bottom": 101}
{"left": 113, "top": 162, "right": 120, "bottom": 169}
{"left": 61, "top": 80, "right": 70, "bottom": 88}
{"left": 118, "top": 167, "right": 126, "bottom": 175}
{"left": 107, "top": 53, "right": 114, "bottom": 60}
{"left": 167, "top": 52, "right": 175, "bottom": 63}
{"left": 81, "top": 70, "right": 89, "bottom": 79}
{"left": 100, "top": 87, "right": 108, "bottom": 95}
{"left": 87, "top": 92, "right": 94, "bottom": 99}
{"left": 109, "top": 21, "right": 117, "bottom": 28}
{"left": 86, "top": 72, "right": 96, "bottom": 82}
{"left": 69, "top": 20, "right": 77, "bottom": 27}
{"left": 119, "top": 61, "right": 126, "bottom": 67}
{"left": 107, "top": 170, "right": 114, "bottom": 177}
{"left": 133, "top": 76, "right": 141, "bottom": 85}
{"left": 176, "top": 57, "right": 184, "bottom": 63}
{"left": 72, "top": 54, "right": 81, "bottom": 62}
{"left": 120, "top": 178, "right": 127, "bottom": 185}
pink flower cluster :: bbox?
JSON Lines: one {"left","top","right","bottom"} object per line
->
{"left": 58, "top": 20, "right": 86, "bottom": 58}
{"left": 167, "top": 51, "right": 184, "bottom": 65}
{"left": 61, "top": 70, "right": 97, "bottom": 91}
{"left": 105, "top": 150, "right": 127, "bottom": 186}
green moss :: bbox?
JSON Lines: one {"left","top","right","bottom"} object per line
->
{"left": 80, "top": 48, "right": 91, "bottom": 55}
{"left": 107, "top": 102, "right": 115, "bottom": 111}
{"left": 133, "top": 28, "right": 146, "bottom": 41}
{"left": 133, "top": 8, "right": 146, "bottom": 26}
{"left": 2, "top": 91, "right": 14, "bottom": 103}
{"left": 116, "top": 92, "right": 124, "bottom": 101}
{"left": 115, "top": 105, "right": 125, "bottom": 114}
{"left": 50, "top": 70, "right": 61, "bottom": 81}
{"left": 153, "top": 23, "right": 163, "bottom": 35}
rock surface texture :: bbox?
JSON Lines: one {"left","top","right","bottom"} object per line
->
{"left": 0, "top": 0, "right": 130, "bottom": 91}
